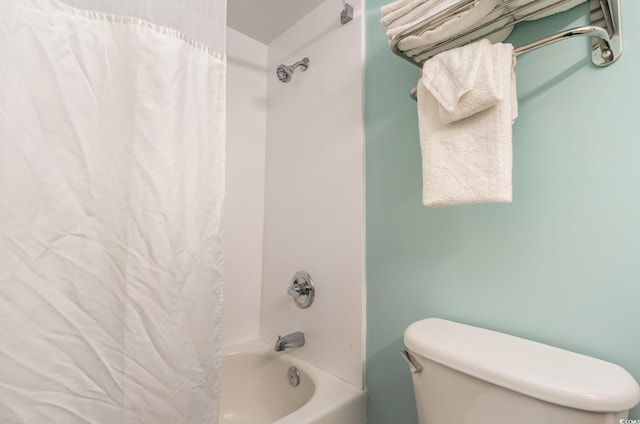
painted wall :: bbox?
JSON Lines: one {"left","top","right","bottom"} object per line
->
{"left": 365, "top": 2, "right": 640, "bottom": 423}
{"left": 262, "top": 0, "right": 365, "bottom": 388}
{"left": 223, "top": 28, "right": 267, "bottom": 347}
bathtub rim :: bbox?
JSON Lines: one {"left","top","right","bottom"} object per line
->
{"left": 222, "top": 339, "right": 366, "bottom": 424}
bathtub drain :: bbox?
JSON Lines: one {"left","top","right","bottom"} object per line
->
{"left": 287, "top": 366, "right": 300, "bottom": 387}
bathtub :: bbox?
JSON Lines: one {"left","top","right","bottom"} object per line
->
{"left": 221, "top": 340, "right": 366, "bottom": 424}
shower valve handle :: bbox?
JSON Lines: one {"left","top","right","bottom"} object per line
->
{"left": 287, "top": 271, "right": 315, "bottom": 308}
{"left": 287, "top": 284, "right": 305, "bottom": 297}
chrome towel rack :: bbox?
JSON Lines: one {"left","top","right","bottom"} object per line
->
{"left": 391, "top": 0, "right": 621, "bottom": 75}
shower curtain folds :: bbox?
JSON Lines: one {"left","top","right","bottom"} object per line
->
{"left": 0, "top": 0, "right": 226, "bottom": 422}
{"left": 59, "top": 0, "right": 226, "bottom": 53}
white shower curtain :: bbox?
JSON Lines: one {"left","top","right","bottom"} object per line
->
{"left": 58, "top": 0, "right": 226, "bottom": 54}
{"left": 0, "top": 0, "right": 225, "bottom": 422}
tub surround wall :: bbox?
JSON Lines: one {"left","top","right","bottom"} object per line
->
{"left": 262, "top": 0, "right": 365, "bottom": 388}
{"left": 224, "top": 28, "right": 267, "bottom": 347}
{"left": 225, "top": 0, "right": 365, "bottom": 388}
{"left": 365, "top": 3, "right": 640, "bottom": 423}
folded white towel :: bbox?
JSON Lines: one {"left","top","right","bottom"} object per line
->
{"left": 424, "top": 39, "right": 503, "bottom": 123}
{"left": 381, "top": 0, "right": 422, "bottom": 26}
{"left": 509, "top": 0, "right": 585, "bottom": 20}
{"left": 381, "top": 0, "right": 422, "bottom": 17}
{"left": 392, "top": 0, "right": 497, "bottom": 50}
{"left": 381, "top": 0, "right": 459, "bottom": 29}
{"left": 417, "top": 40, "right": 517, "bottom": 206}
{"left": 405, "top": 7, "right": 514, "bottom": 61}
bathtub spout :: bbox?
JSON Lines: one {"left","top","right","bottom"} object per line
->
{"left": 275, "top": 331, "right": 305, "bottom": 352}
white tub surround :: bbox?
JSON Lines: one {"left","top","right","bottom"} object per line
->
{"left": 262, "top": 0, "right": 365, "bottom": 388}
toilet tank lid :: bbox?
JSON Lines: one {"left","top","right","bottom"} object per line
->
{"left": 404, "top": 318, "right": 640, "bottom": 412}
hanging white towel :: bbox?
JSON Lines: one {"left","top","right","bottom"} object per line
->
{"left": 417, "top": 39, "right": 517, "bottom": 206}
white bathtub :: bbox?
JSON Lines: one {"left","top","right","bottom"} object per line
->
{"left": 221, "top": 340, "right": 366, "bottom": 424}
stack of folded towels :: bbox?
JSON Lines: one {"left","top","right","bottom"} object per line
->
{"left": 381, "top": 0, "right": 509, "bottom": 53}
{"left": 509, "top": 0, "right": 585, "bottom": 20}
{"left": 381, "top": 0, "right": 586, "bottom": 56}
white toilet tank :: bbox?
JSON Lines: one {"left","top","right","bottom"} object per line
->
{"left": 404, "top": 318, "right": 640, "bottom": 424}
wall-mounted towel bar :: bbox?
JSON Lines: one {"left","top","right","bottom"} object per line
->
{"left": 408, "top": 20, "right": 614, "bottom": 100}
{"left": 391, "top": 0, "right": 621, "bottom": 73}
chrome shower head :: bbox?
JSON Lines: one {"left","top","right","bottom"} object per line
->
{"left": 276, "top": 58, "right": 309, "bottom": 83}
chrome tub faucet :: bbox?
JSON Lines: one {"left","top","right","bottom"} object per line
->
{"left": 275, "top": 331, "right": 305, "bottom": 352}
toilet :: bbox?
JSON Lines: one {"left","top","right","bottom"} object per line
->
{"left": 402, "top": 318, "right": 640, "bottom": 424}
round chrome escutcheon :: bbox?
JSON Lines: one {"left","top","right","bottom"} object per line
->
{"left": 287, "top": 366, "right": 300, "bottom": 387}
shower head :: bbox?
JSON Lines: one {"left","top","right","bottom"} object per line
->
{"left": 276, "top": 58, "right": 310, "bottom": 83}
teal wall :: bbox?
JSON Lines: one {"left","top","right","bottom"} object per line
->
{"left": 365, "top": 2, "right": 640, "bottom": 423}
